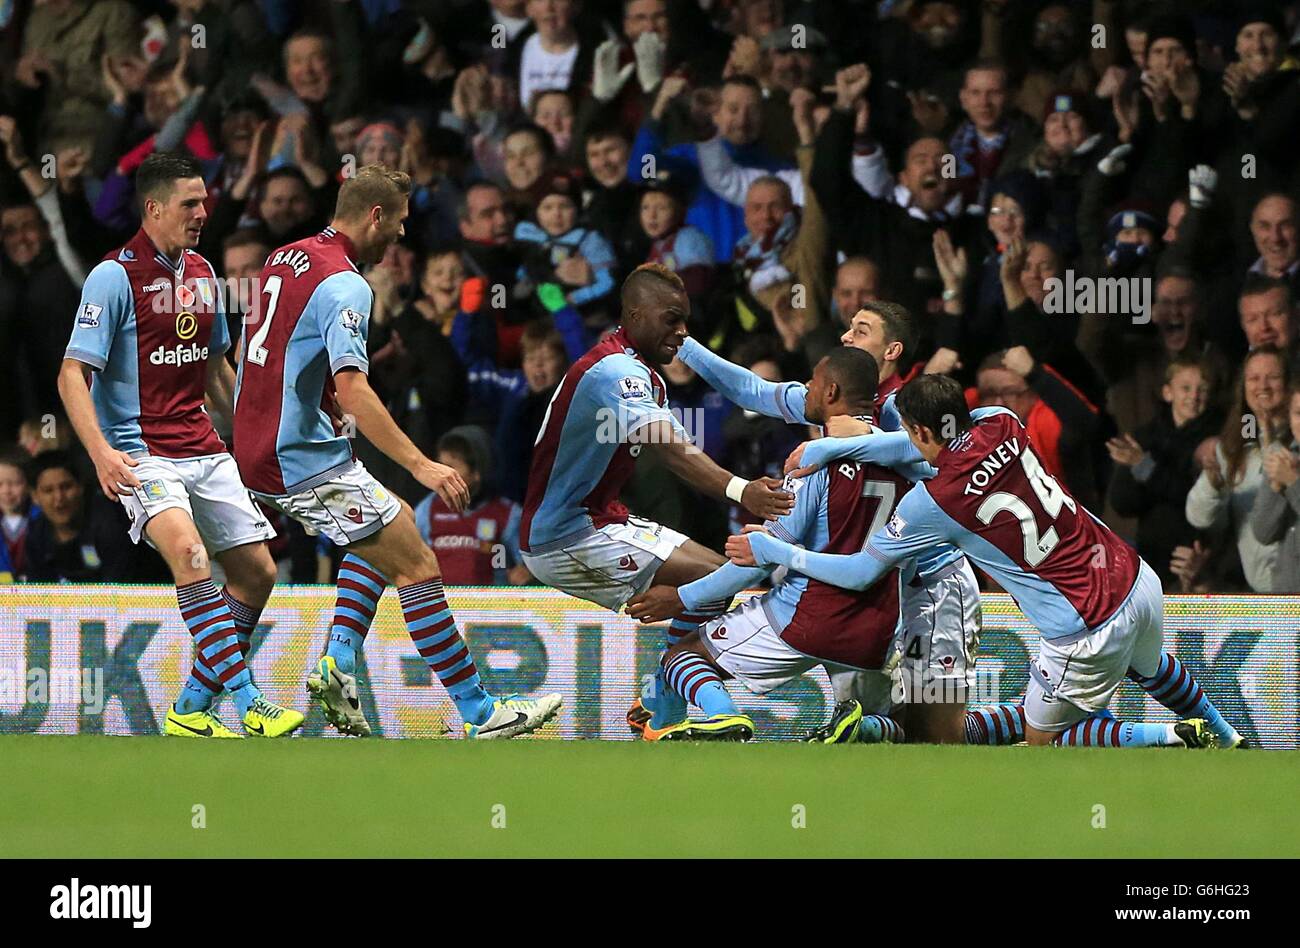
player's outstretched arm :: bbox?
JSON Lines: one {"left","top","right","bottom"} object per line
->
{"left": 727, "top": 530, "right": 892, "bottom": 592}
{"left": 677, "top": 336, "right": 808, "bottom": 423}
{"left": 637, "top": 419, "right": 795, "bottom": 520}
{"left": 57, "top": 358, "right": 140, "bottom": 500}
{"left": 627, "top": 560, "right": 771, "bottom": 623}
{"left": 788, "top": 430, "right": 930, "bottom": 477}
{"left": 333, "top": 368, "right": 471, "bottom": 512}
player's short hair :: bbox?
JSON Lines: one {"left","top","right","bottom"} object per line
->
{"left": 896, "top": 374, "right": 972, "bottom": 437}
{"left": 621, "top": 262, "right": 685, "bottom": 310}
{"left": 860, "top": 300, "right": 915, "bottom": 361}
{"left": 136, "top": 152, "right": 203, "bottom": 209}
{"left": 503, "top": 122, "right": 555, "bottom": 160}
{"left": 822, "top": 346, "right": 879, "bottom": 407}
{"left": 334, "top": 165, "right": 411, "bottom": 221}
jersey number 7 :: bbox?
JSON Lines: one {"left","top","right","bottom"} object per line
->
{"left": 974, "top": 449, "right": 1076, "bottom": 567}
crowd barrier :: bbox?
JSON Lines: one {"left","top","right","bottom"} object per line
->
{"left": 0, "top": 586, "right": 1295, "bottom": 746}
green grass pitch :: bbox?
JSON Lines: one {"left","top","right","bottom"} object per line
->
{"left": 2, "top": 736, "right": 1295, "bottom": 858}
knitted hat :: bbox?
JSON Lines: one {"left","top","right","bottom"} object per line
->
{"left": 1106, "top": 205, "right": 1160, "bottom": 240}
{"left": 1042, "top": 89, "right": 1093, "bottom": 129}
{"left": 1236, "top": 1, "right": 1288, "bottom": 42}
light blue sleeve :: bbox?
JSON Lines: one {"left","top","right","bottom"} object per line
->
{"left": 766, "top": 469, "right": 825, "bottom": 545}
{"left": 413, "top": 494, "right": 433, "bottom": 546}
{"left": 678, "top": 561, "right": 771, "bottom": 613}
{"left": 209, "top": 278, "right": 230, "bottom": 357}
{"left": 314, "top": 271, "right": 372, "bottom": 375}
{"left": 802, "top": 431, "right": 927, "bottom": 472}
{"left": 594, "top": 356, "right": 685, "bottom": 439}
{"left": 878, "top": 392, "right": 901, "bottom": 431}
{"left": 503, "top": 502, "right": 522, "bottom": 565}
{"left": 677, "top": 336, "right": 808, "bottom": 423}
{"left": 64, "top": 261, "right": 131, "bottom": 370}
{"left": 568, "top": 229, "right": 616, "bottom": 306}
{"left": 748, "top": 486, "right": 950, "bottom": 591}
{"left": 971, "top": 405, "right": 1016, "bottom": 421}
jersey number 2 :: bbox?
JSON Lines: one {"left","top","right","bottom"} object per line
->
{"left": 246, "top": 275, "right": 283, "bottom": 367}
{"left": 974, "top": 449, "right": 1076, "bottom": 567}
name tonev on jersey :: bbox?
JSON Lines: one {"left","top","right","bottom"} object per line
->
{"left": 962, "top": 436, "right": 1023, "bottom": 497}
{"left": 270, "top": 248, "right": 312, "bottom": 277}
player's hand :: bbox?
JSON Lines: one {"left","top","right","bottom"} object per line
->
{"left": 784, "top": 442, "right": 816, "bottom": 477}
{"left": 739, "top": 477, "right": 794, "bottom": 520}
{"left": 625, "top": 584, "right": 686, "bottom": 623}
{"left": 92, "top": 447, "right": 141, "bottom": 500}
{"left": 724, "top": 532, "right": 758, "bottom": 566}
{"left": 825, "top": 415, "right": 872, "bottom": 439}
{"left": 413, "top": 459, "right": 471, "bottom": 512}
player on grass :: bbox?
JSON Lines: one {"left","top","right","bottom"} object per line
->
{"left": 625, "top": 348, "right": 922, "bottom": 740}
{"left": 674, "top": 302, "right": 980, "bottom": 744}
{"left": 233, "top": 165, "right": 561, "bottom": 739}
{"left": 58, "top": 152, "right": 300, "bottom": 739}
{"left": 518, "top": 263, "right": 795, "bottom": 738}
{"left": 729, "top": 374, "right": 1246, "bottom": 749}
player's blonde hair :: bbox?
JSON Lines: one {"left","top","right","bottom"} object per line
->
{"left": 334, "top": 165, "right": 411, "bottom": 222}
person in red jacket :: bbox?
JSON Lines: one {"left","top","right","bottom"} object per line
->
{"left": 414, "top": 425, "right": 529, "bottom": 585}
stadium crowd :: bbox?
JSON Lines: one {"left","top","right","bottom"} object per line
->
{"left": 0, "top": 0, "right": 1298, "bottom": 594}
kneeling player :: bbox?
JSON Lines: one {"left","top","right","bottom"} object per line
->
{"left": 518, "top": 264, "right": 795, "bottom": 706}
{"left": 234, "top": 166, "right": 560, "bottom": 739}
{"left": 676, "top": 314, "right": 981, "bottom": 743}
{"left": 626, "top": 349, "right": 921, "bottom": 740}
{"left": 729, "top": 375, "right": 1245, "bottom": 749}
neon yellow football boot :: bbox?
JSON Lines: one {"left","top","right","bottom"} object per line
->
{"left": 242, "top": 696, "right": 305, "bottom": 737}
{"left": 164, "top": 704, "right": 243, "bottom": 739}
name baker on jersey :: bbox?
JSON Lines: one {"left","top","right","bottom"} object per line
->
{"left": 961, "top": 436, "right": 1022, "bottom": 497}
{"left": 269, "top": 248, "right": 312, "bottom": 277}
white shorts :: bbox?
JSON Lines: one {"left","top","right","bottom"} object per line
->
{"left": 520, "top": 515, "right": 689, "bottom": 611}
{"left": 697, "top": 595, "right": 893, "bottom": 714}
{"left": 1024, "top": 561, "right": 1164, "bottom": 732}
{"left": 253, "top": 460, "right": 401, "bottom": 547}
{"left": 894, "top": 558, "right": 981, "bottom": 703}
{"left": 121, "top": 453, "right": 276, "bottom": 553}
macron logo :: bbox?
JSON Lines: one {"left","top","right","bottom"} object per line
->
{"left": 49, "top": 878, "right": 151, "bottom": 928}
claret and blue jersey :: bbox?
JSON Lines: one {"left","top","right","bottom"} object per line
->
{"left": 64, "top": 229, "right": 228, "bottom": 459}
{"left": 519, "top": 327, "right": 690, "bottom": 553}
{"left": 750, "top": 407, "right": 1141, "bottom": 640}
{"left": 678, "top": 434, "right": 913, "bottom": 670}
{"left": 233, "top": 227, "right": 373, "bottom": 496}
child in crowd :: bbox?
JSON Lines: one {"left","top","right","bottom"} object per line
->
{"left": 1107, "top": 356, "right": 1224, "bottom": 589}
{"left": 0, "top": 453, "right": 35, "bottom": 581}
{"left": 513, "top": 170, "right": 617, "bottom": 314}
{"left": 639, "top": 175, "right": 715, "bottom": 300}
{"left": 414, "top": 426, "right": 529, "bottom": 585}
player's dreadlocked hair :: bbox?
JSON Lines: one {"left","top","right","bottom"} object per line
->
{"left": 136, "top": 152, "right": 203, "bottom": 210}
{"left": 896, "top": 374, "right": 972, "bottom": 438}
{"left": 621, "top": 262, "right": 685, "bottom": 310}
